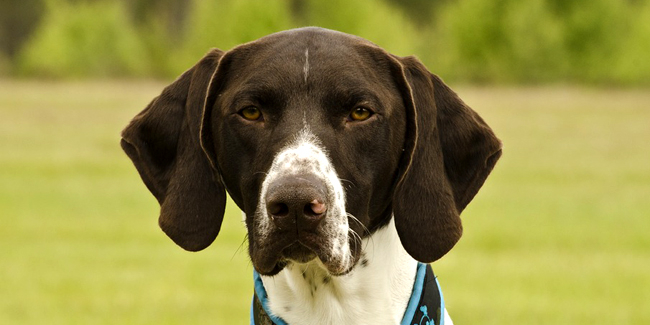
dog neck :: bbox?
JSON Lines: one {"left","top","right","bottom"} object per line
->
{"left": 259, "top": 218, "right": 418, "bottom": 325}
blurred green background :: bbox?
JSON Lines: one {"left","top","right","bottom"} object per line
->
{"left": 1, "top": 0, "right": 649, "bottom": 324}
{"left": 3, "top": 0, "right": 650, "bottom": 84}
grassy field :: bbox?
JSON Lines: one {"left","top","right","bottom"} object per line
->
{"left": 1, "top": 80, "right": 648, "bottom": 324}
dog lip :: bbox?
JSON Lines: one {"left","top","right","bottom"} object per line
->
{"left": 253, "top": 230, "right": 341, "bottom": 273}
{"left": 281, "top": 242, "right": 317, "bottom": 263}
{"left": 252, "top": 239, "right": 315, "bottom": 275}
{"left": 252, "top": 230, "right": 297, "bottom": 275}
{"left": 253, "top": 233, "right": 358, "bottom": 276}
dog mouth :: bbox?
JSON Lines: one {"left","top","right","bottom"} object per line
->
{"left": 274, "top": 233, "right": 335, "bottom": 271}
{"left": 280, "top": 242, "right": 317, "bottom": 263}
{"left": 252, "top": 229, "right": 360, "bottom": 277}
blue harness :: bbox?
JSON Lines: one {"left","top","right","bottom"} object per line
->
{"left": 251, "top": 262, "right": 445, "bottom": 325}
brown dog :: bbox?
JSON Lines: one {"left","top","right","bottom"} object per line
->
{"left": 122, "top": 27, "right": 501, "bottom": 325}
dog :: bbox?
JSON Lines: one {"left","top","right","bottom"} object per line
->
{"left": 121, "top": 27, "right": 501, "bottom": 325}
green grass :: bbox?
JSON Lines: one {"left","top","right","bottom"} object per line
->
{"left": 1, "top": 81, "right": 648, "bottom": 324}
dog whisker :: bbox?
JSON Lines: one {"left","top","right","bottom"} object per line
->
{"left": 347, "top": 228, "right": 362, "bottom": 268}
{"left": 347, "top": 213, "right": 370, "bottom": 237}
{"left": 347, "top": 213, "right": 373, "bottom": 252}
{"left": 301, "top": 262, "right": 313, "bottom": 279}
{"left": 339, "top": 178, "right": 355, "bottom": 188}
{"left": 231, "top": 234, "right": 249, "bottom": 261}
{"left": 348, "top": 228, "right": 362, "bottom": 252}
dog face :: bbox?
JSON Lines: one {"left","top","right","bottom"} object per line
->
{"left": 202, "top": 30, "right": 409, "bottom": 275}
{"left": 121, "top": 28, "right": 501, "bottom": 276}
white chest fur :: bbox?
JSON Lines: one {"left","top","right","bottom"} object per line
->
{"left": 260, "top": 218, "right": 419, "bottom": 325}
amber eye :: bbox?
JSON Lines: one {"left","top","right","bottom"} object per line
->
{"left": 239, "top": 106, "right": 262, "bottom": 121}
{"left": 349, "top": 107, "right": 373, "bottom": 121}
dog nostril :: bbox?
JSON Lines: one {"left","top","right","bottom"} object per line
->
{"left": 304, "top": 199, "right": 327, "bottom": 216}
{"left": 268, "top": 202, "right": 289, "bottom": 217}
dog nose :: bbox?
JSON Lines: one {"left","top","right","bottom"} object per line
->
{"left": 265, "top": 175, "right": 328, "bottom": 231}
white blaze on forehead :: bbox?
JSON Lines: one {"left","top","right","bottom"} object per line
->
{"left": 303, "top": 48, "right": 309, "bottom": 83}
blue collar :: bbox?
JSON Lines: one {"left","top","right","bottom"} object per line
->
{"left": 251, "top": 262, "right": 445, "bottom": 325}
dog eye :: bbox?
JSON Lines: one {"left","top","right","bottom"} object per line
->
{"left": 239, "top": 106, "right": 263, "bottom": 121}
{"left": 348, "top": 107, "right": 374, "bottom": 122}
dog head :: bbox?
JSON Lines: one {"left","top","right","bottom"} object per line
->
{"left": 121, "top": 27, "right": 502, "bottom": 276}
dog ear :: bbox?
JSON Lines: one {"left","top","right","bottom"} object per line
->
{"left": 120, "top": 49, "right": 227, "bottom": 251}
{"left": 391, "top": 56, "right": 502, "bottom": 263}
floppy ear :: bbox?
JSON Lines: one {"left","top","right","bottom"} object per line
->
{"left": 391, "top": 56, "right": 502, "bottom": 263}
{"left": 120, "top": 49, "right": 227, "bottom": 251}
